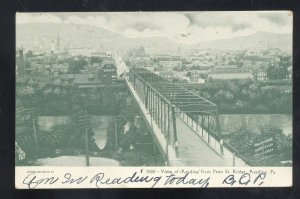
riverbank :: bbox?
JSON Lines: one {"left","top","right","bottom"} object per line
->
{"left": 35, "top": 156, "right": 120, "bottom": 166}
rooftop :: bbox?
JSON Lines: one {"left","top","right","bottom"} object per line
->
{"left": 208, "top": 73, "right": 253, "bottom": 79}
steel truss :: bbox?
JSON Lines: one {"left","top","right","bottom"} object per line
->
{"left": 129, "top": 68, "right": 222, "bottom": 159}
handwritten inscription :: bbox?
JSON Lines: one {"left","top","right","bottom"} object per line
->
{"left": 21, "top": 169, "right": 267, "bottom": 189}
{"left": 222, "top": 173, "right": 266, "bottom": 186}
{"left": 62, "top": 173, "right": 88, "bottom": 184}
{"left": 164, "top": 173, "right": 210, "bottom": 187}
{"left": 23, "top": 174, "right": 59, "bottom": 189}
{"left": 90, "top": 171, "right": 162, "bottom": 188}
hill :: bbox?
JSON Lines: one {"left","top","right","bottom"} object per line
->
{"left": 16, "top": 23, "right": 183, "bottom": 54}
{"left": 16, "top": 23, "right": 292, "bottom": 54}
{"left": 197, "top": 31, "right": 292, "bottom": 53}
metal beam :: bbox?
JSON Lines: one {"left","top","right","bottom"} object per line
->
{"left": 160, "top": 93, "right": 197, "bottom": 96}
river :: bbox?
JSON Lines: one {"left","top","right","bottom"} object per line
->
{"left": 37, "top": 114, "right": 293, "bottom": 147}
{"left": 219, "top": 114, "right": 292, "bottom": 136}
{"left": 37, "top": 115, "right": 113, "bottom": 150}
{"left": 90, "top": 115, "right": 113, "bottom": 149}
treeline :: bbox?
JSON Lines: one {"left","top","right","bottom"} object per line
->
{"left": 224, "top": 124, "right": 292, "bottom": 166}
{"left": 16, "top": 117, "right": 99, "bottom": 165}
{"left": 196, "top": 79, "right": 292, "bottom": 114}
{"left": 16, "top": 76, "right": 127, "bottom": 116}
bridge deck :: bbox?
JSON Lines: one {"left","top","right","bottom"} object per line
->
{"left": 175, "top": 116, "right": 232, "bottom": 166}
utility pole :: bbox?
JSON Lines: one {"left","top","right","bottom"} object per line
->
{"left": 78, "top": 113, "right": 90, "bottom": 166}
{"left": 171, "top": 105, "right": 179, "bottom": 157}
{"left": 24, "top": 107, "right": 39, "bottom": 149}
{"left": 32, "top": 118, "right": 38, "bottom": 149}
{"left": 115, "top": 118, "right": 118, "bottom": 153}
{"left": 85, "top": 127, "right": 90, "bottom": 167}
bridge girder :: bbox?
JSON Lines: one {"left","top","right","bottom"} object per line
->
{"left": 129, "top": 68, "right": 222, "bottom": 161}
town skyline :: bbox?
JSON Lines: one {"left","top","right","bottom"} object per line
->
{"left": 16, "top": 24, "right": 292, "bottom": 55}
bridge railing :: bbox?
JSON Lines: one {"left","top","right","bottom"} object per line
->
{"left": 128, "top": 72, "right": 179, "bottom": 160}
{"left": 177, "top": 109, "right": 252, "bottom": 166}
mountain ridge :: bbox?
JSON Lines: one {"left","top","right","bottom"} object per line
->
{"left": 16, "top": 23, "right": 292, "bottom": 53}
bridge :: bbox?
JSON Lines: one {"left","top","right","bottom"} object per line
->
{"left": 116, "top": 57, "right": 249, "bottom": 166}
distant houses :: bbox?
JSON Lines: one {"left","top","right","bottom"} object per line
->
{"left": 207, "top": 64, "right": 253, "bottom": 80}
{"left": 159, "top": 71, "right": 174, "bottom": 81}
{"left": 16, "top": 47, "right": 119, "bottom": 88}
{"left": 207, "top": 73, "right": 253, "bottom": 80}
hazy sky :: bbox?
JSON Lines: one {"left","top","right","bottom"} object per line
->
{"left": 16, "top": 11, "right": 292, "bottom": 44}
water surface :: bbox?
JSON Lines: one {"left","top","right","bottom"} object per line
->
{"left": 219, "top": 114, "right": 292, "bottom": 136}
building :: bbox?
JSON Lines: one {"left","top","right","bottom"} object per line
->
{"left": 16, "top": 48, "right": 25, "bottom": 76}
{"left": 287, "top": 66, "right": 293, "bottom": 80}
{"left": 207, "top": 73, "right": 253, "bottom": 80}
{"left": 59, "top": 73, "right": 102, "bottom": 88}
{"left": 69, "top": 47, "right": 92, "bottom": 57}
{"left": 212, "top": 64, "right": 242, "bottom": 73}
{"left": 190, "top": 70, "right": 208, "bottom": 83}
{"left": 50, "top": 63, "right": 70, "bottom": 74}
{"left": 158, "top": 59, "right": 182, "bottom": 69}
{"left": 98, "top": 61, "right": 117, "bottom": 84}
{"left": 206, "top": 63, "right": 254, "bottom": 80}
{"left": 255, "top": 71, "right": 268, "bottom": 81}
{"left": 91, "top": 51, "right": 110, "bottom": 58}
{"left": 126, "top": 55, "right": 152, "bottom": 68}
{"left": 159, "top": 71, "right": 174, "bottom": 81}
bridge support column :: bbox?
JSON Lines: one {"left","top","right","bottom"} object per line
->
{"left": 133, "top": 74, "right": 136, "bottom": 90}
{"left": 158, "top": 98, "right": 160, "bottom": 128}
{"left": 154, "top": 93, "right": 157, "bottom": 123}
{"left": 145, "top": 85, "right": 149, "bottom": 109}
{"left": 153, "top": 138, "right": 157, "bottom": 154}
{"left": 160, "top": 99, "right": 163, "bottom": 131}
{"left": 201, "top": 115, "right": 204, "bottom": 137}
{"left": 196, "top": 115, "right": 199, "bottom": 131}
{"left": 171, "top": 105, "right": 179, "bottom": 157}
{"left": 156, "top": 95, "right": 159, "bottom": 124}
{"left": 216, "top": 110, "right": 221, "bottom": 137}
{"left": 163, "top": 102, "right": 167, "bottom": 137}
{"left": 165, "top": 104, "right": 170, "bottom": 165}
{"left": 207, "top": 115, "right": 210, "bottom": 143}
{"left": 150, "top": 89, "right": 153, "bottom": 116}
{"left": 167, "top": 105, "right": 170, "bottom": 139}
{"left": 233, "top": 152, "right": 236, "bottom": 166}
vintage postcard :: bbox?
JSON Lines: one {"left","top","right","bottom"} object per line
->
{"left": 15, "top": 11, "right": 293, "bottom": 188}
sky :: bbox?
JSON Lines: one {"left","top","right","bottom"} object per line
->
{"left": 16, "top": 11, "right": 292, "bottom": 44}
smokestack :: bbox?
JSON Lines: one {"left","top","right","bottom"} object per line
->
{"left": 18, "top": 47, "right": 25, "bottom": 76}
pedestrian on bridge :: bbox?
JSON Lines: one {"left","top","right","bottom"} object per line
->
{"left": 220, "top": 139, "right": 224, "bottom": 156}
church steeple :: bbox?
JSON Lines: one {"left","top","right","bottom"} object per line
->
{"left": 56, "top": 33, "right": 60, "bottom": 50}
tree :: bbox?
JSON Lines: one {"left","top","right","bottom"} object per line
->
{"left": 226, "top": 124, "right": 292, "bottom": 166}
{"left": 68, "top": 57, "right": 87, "bottom": 73}
{"left": 90, "top": 56, "right": 104, "bottom": 64}
{"left": 266, "top": 63, "right": 288, "bottom": 80}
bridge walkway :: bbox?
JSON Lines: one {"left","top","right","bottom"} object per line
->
{"left": 174, "top": 116, "right": 232, "bottom": 166}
